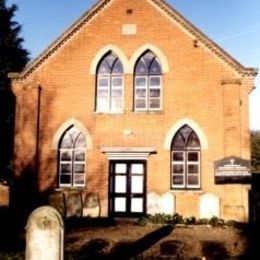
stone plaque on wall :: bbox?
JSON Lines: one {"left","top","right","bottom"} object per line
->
{"left": 214, "top": 157, "right": 251, "bottom": 184}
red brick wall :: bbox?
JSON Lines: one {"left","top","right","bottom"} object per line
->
{"left": 11, "top": 0, "right": 255, "bottom": 220}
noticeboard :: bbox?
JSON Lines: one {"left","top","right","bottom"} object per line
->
{"left": 214, "top": 157, "right": 251, "bottom": 184}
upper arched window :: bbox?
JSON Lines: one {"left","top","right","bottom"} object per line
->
{"left": 134, "top": 51, "right": 162, "bottom": 111}
{"left": 171, "top": 125, "right": 201, "bottom": 189}
{"left": 58, "top": 126, "right": 86, "bottom": 188}
{"left": 96, "top": 51, "right": 124, "bottom": 112}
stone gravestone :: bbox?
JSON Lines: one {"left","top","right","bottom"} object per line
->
{"left": 48, "top": 191, "right": 66, "bottom": 217}
{"left": 26, "top": 206, "right": 64, "bottom": 260}
{"left": 147, "top": 191, "right": 175, "bottom": 215}
{"left": 64, "top": 190, "right": 83, "bottom": 218}
{"left": 82, "top": 192, "right": 100, "bottom": 217}
{"left": 199, "top": 192, "right": 220, "bottom": 219}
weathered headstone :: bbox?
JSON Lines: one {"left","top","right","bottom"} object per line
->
{"left": 199, "top": 193, "right": 220, "bottom": 219}
{"left": 147, "top": 192, "right": 161, "bottom": 215}
{"left": 64, "top": 190, "right": 83, "bottom": 218}
{"left": 48, "top": 191, "right": 66, "bottom": 217}
{"left": 161, "top": 192, "right": 175, "bottom": 215}
{"left": 82, "top": 192, "right": 100, "bottom": 217}
{"left": 26, "top": 206, "right": 64, "bottom": 260}
{"left": 147, "top": 191, "right": 175, "bottom": 215}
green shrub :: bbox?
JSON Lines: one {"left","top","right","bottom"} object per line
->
{"left": 196, "top": 218, "right": 209, "bottom": 225}
{"left": 209, "top": 216, "right": 225, "bottom": 227}
{"left": 184, "top": 216, "right": 196, "bottom": 225}
{"left": 225, "top": 219, "right": 239, "bottom": 228}
{"left": 172, "top": 213, "right": 183, "bottom": 224}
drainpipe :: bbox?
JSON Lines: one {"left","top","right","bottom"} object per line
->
{"left": 35, "top": 85, "right": 42, "bottom": 177}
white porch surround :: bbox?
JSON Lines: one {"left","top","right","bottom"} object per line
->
{"left": 101, "top": 147, "right": 156, "bottom": 160}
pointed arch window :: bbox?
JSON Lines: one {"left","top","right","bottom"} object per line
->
{"left": 134, "top": 51, "right": 162, "bottom": 111}
{"left": 58, "top": 126, "right": 86, "bottom": 188}
{"left": 96, "top": 51, "right": 124, "bottom": 112}
{"left": 171, "top": 125, "right": 201, "bottom": 189}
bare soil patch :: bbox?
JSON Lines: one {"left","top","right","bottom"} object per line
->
{"left": 65, "top": 219, "right": 250, "bottom": 259}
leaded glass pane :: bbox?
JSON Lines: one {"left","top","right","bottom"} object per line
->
{"left": 173, "top": 152, "right": 184, "bottom": 161}
{"left": 112, "top": 59, "right": 123, "bottom": 74}
{"left": 98, "top": 77, "right": 109, "bottom": 87}
{"left": 61, "top": 164, "right": 71, "bottom": 174}
{"left": 61, "top": 151, "right": 72, "bottom": 161}
{"left": 150, "top": 89, "right": 160, "bottom": 97}
{"left": 112, "top": 77, "right": 123, "bottom": 86}
{"left": 150, "top": 59, "right": 162, "bottom": 74}
{"left": 75, "top": 133, "right": 86, "bottom": 148}
{"left": 112, "top": 89, "right": 122, "bottom": 98}
{"left": 60, "top": 134, "right": 73, "bottom": 149}
{"left": 188, "top": 164, "right": 198, "bottom": 174}
{"left": 188, "top": 152, "right": 199, "bottom": 162}
{"left": 188, "top": 176, "right": 198, "bottom": 185}
{"left": 60, "top": 175, "right": 71, "bottom": 184}
{"left": 135, "top": 99, "right": 146, "bottom": 109}
{"left": 150, "top": 77, "right": 161, "bottom": 86}
{"left": 172, "top": 134, "right": 185, "bottom": 148}
{"left": 135, "top": 77, "right": 146, "bottom": 86}
{"left": 135, "top": 60, "right": 148, "bottom": 74}
{"left": 187, "top": 132, "right": 200, "bottom": 148}
{"left": 75, "top": 151, "right": 85, "bottom": 161}
{"left": 111, "top": 99, "right": 122, "bottom": 110}
{"left": 106, "top": 53, "right": 117, "bottom": 68}
{"left": 180, "top": 125, "right": 192, "bottom": 143}
{"left": 173, "top": 175, "right": 183, "bottom": 185}
{"left": 136, "top": 89, "right": 146, "bottom": 98}
{"left": 75, "top": 164, "right": 85, "bottom": 173}
{"left": 74, "top": 174, "right": 85, "bottom": 185}
{"left": 143, "top": 52, "right": 154, "bottom": 68}
{"left": 149, "top": 99, "right": 160, "bottom": 108}
{"left": 98, "top": 89, "right": 108, "bottom": 98}
{"left": 173, "top": 165, "right": 184, "bottom": 174}
{"left": 98, "top": 60, "right": 110, "bottom": 74}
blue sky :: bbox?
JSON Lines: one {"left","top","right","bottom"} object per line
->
{"left": 8, "top": 0, "right": 260, "bottom": 130}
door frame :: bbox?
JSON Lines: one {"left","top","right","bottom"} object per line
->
{"left": 108, "top": 160, "right": 147, "bottom": 218}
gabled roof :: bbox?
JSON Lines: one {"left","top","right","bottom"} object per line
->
{"left": 10, "top": 0, "right": 258, "bottom": 80}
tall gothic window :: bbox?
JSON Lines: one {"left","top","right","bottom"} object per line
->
{"left": 96, "top": 51, "right": 124, "bottom": 112}
{"left": 171, "top": 125, "right": 201, "bottom": 189}
{"left": 58, "top": 126, "right": 86, "bottom": 188}
{"left": 134, "top": 51, "right": 162, "bottom": 111}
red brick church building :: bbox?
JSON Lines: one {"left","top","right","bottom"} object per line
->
{"left": 10, "top": 0, "right": 257, "bottom": 221}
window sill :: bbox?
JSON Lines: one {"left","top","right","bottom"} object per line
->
{"left": 133, "top": 110, "right": 164, "bottom": 115}
{"left": 55, "top": 187, "right": 85, "bottom": 192}
{"left": 169, "top": 189, "right": 203, "bottom": 195}
{"left": 94, "top": 111, "right": 125, "bottom": 115}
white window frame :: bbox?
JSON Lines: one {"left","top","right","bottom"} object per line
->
{"left": 59, "top": 148, "right": 86, "bottom": 188}
{"left": 134, "top": 75, "right": 162, "bottom": 111}
{"left": 172, "top": 150, "right": 200, "bottom": 189}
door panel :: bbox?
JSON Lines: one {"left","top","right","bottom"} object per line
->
{"left": 109, "top": 161, "right": 146, "bottom": 217}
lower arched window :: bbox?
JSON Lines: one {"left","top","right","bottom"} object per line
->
{"left": 58, "top": 126, "right": 86, "bottom": 188}
{"left": 171, "top": 125, "right": 201, "bottom": 189}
